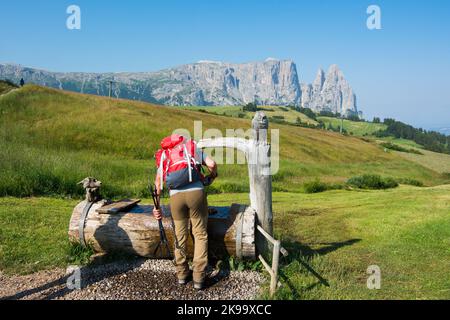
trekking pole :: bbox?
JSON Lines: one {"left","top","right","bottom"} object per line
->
{"left": 150, "top": 184, "right": 188, "bottom": 262}
{"left": 150, "top": 184, "right": 172, "bottom": 259}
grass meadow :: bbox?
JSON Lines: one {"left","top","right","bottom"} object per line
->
{"left": 1, "top": 185, "right": 449, "bottom": 299}
{"left": 1, "top": 85, "right": 449, "bottom": 299}
{"left": 317, "top": 116, "right": 387, "bottom": 136}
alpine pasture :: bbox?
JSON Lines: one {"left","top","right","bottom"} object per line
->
{"left": 1, "top": 85, "right": 449, "bottom": 299}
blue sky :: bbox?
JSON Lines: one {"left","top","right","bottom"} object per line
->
{"left": 1, "top": 0, "right": 449, "bottom": 129}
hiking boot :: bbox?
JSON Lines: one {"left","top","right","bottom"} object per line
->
{"left": 177, "top": 270, "right": 192, "bottom": 285}
{"left": 193, "top": 282, "right": 204, "bottom": 290}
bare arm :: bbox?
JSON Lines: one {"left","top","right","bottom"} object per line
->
{"left": 154, "top": 171, "right": 162, "bottom": 195}
{"left": 204, "top": 156, "right": 217, "bottom": 179}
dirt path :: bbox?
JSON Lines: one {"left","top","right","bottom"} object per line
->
{"left": 0, "top": 259, "right": 264, "bottom": 300}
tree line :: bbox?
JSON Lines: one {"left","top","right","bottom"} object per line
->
{"left": 375, "top": 118, "right": 450, "bottom": 154}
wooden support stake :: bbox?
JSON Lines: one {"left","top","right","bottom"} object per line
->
{"left": 258, "top": 254, "right": 273, "bottom": 277}
{"left": 271, "top": 240, "right": 280, "bottom": 296}
{"left": 256, "top": 225, "right": 285, "bottom": 297}
{"left": 257, "top": 225, "right": 288, "bottom": 256}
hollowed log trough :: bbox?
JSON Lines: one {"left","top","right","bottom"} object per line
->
{"left": 68, "top": 201, "right": 256, "bottom": 260}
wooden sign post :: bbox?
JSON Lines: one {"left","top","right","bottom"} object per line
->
{"left": 249, "top": 112, "right": 273, "bottom": 238}
{"left": 198, "top": 112, "right": 283, "bottom": 296}
{"left": 198, "top": 111, "right": 274, "bottom": 254}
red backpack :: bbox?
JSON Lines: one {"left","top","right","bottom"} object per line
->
{"left": 155, "top": 134, "right": 204, "bottom": 190}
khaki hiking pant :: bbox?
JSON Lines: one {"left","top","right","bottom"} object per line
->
{"left": 170, "top": 189, "right": 208, "bottom": 283}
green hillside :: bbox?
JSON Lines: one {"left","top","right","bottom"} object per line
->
{"left": 0, "top": 85, "right": 447, "bottom": 198}
{"left": 394, "top": 148, "right": 450, "bottom": 174}
{"left": 317, "top": 116, "right": 386, "bottom": 136}
{"left": 0, "top": 80, "right": 18, "bottom": 95}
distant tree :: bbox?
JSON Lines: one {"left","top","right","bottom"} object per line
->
{"left": 319, "top": 110, "right": 340, "bottom": 118}
{"left": 296, "top": 117, "right": 302, "bottom": 125}
{"left": 298, "top": 107, "right": 317, "bottom": 120}
{"left": 317, "top": 120, "right": 325, "bottom": 129}
{"left": 243, "top": 102, "right": 258, "bottom": 112}
{"left": 373, "top": 117, "right": 381, "bottom": 123}
{"left": 346, "top": 114, "right": 360, "bottom": 122}
{"left": 383, "top": 118, "right": 396, "bottom": 126}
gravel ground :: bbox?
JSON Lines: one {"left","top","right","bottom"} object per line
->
{"left": 0, "top": 259, "right": 264, "bottom": 300}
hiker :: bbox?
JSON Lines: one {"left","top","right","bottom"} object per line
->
{"left": 20, "top": 78, "right": 25, "bottom": 87}
{"left": 152, "top": 134, "right": 217, "bottom": 290}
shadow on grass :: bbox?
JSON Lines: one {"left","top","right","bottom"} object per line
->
{"left": 278, "top": 238, "right": 361, "bottom": 299}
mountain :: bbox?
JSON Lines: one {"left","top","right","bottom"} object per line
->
{"left": 148, "top": 58, "right": 302, "bottom": 106}
{"left": 0, "top": 59, "right": 358, "bottom": 114}
{"left": 301, "top": 65, "right": 357, "bottom": 115}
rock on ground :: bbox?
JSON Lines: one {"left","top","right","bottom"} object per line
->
{"left": 0, "top": 259, "right": 264, "bottom": 300}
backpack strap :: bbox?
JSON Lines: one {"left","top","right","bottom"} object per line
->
{"left": 159, "top": 150, "right": 166, "bottom": 191}
{"left": 182, "top": 143, "right": 193, "bottom": 183}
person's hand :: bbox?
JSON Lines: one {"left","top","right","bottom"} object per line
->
{"left": 202, "top": 175, "right": 213, "bottom": 186}
{"left": 153, "top": 207, "right": 162, "bottom": 220}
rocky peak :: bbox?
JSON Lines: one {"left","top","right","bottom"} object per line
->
{"left": 301, "top": 64, "right": 357, "bottom": 115}
{"left": 313, "top": 68, "right": 325, "bottom": 93}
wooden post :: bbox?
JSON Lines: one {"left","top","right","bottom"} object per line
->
{"left": 249, "top": 112, "right": 273, "bottom": 255}
{"left": 197, "top": 112, "right": 273, "bottom": 255}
